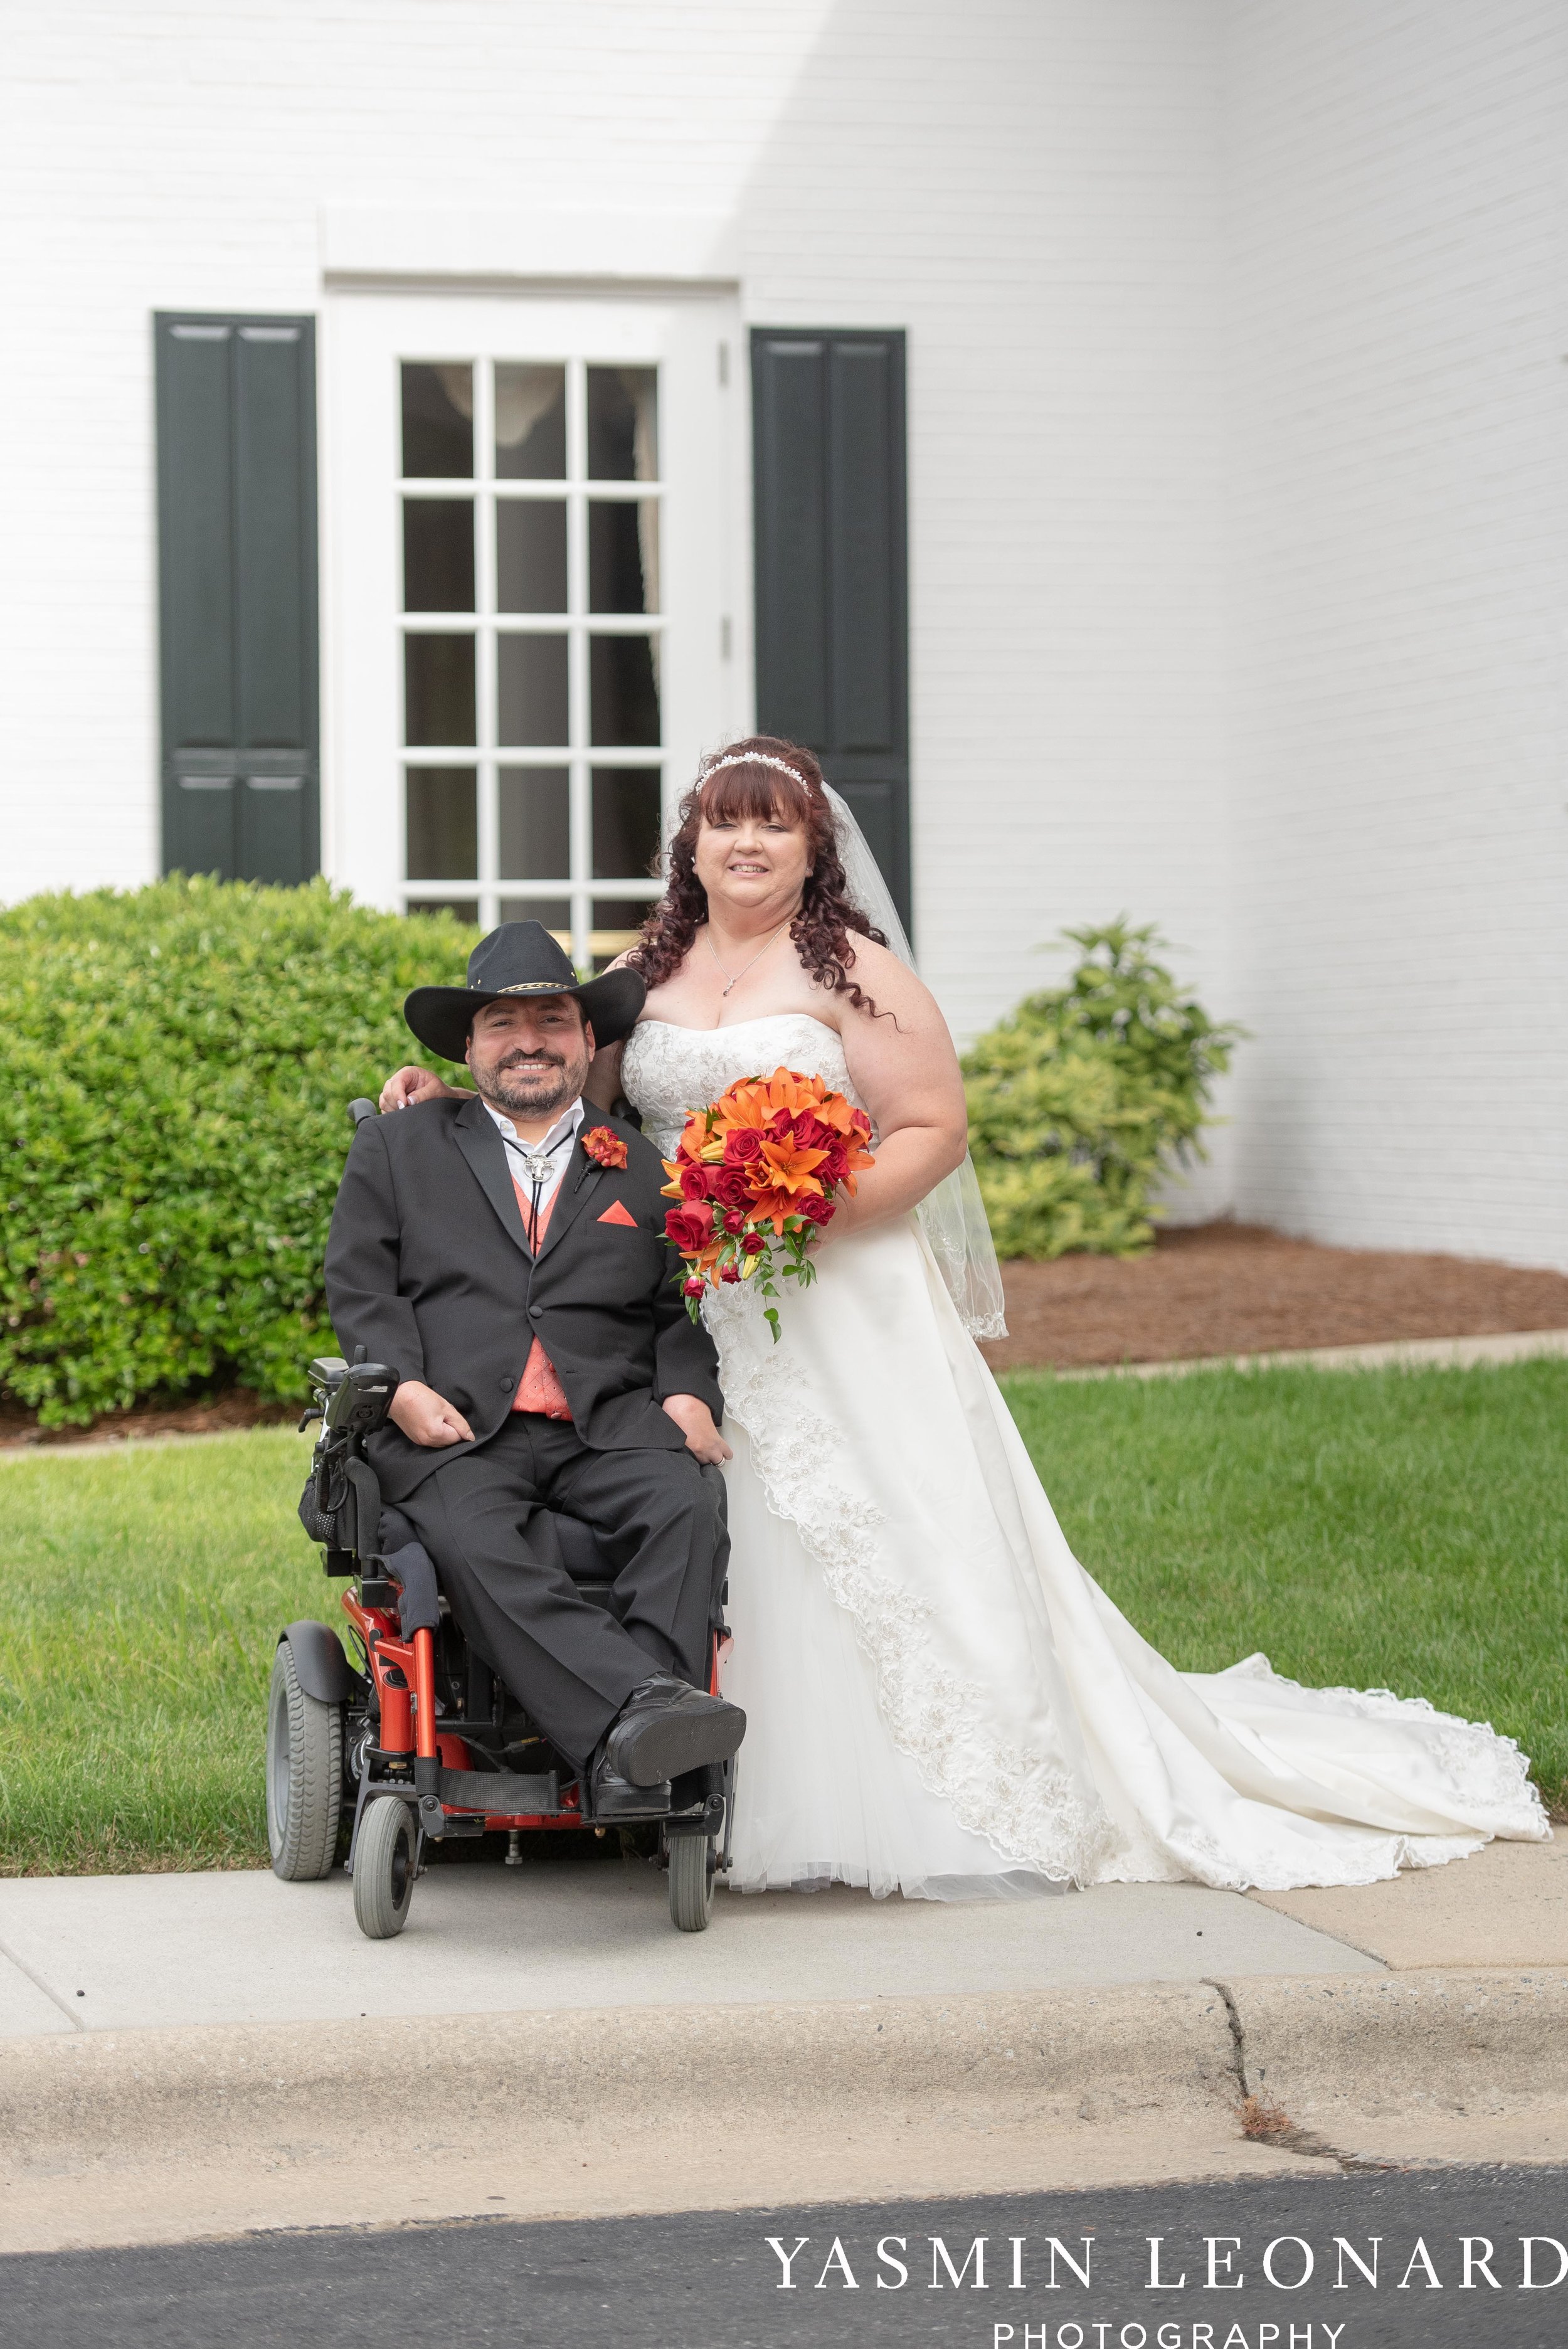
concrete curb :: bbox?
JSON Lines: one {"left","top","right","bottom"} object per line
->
{"left": 2, "top": 1981, "right": 1237, "bottom": 2162}
{"left": 1047, "top": 1328, "right": 1568, "bottom": 1382}
{"left": 8, "top": 1968, "right": 1566, "bottom": 2168}
{"left": 1233, "top": 1967, "right": 1568, "bottom": 2124}
{"left": 6, "top": 1329, "right": 1568, "bottom": 1456}
{"left": 6, "top": 1970, "right": 1568, "bottom": 2251}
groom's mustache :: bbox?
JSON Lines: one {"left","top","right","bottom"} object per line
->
{"left": 495, "top": 1047, "right": 568, "bottom": 1072}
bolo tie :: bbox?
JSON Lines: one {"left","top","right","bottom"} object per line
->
{"left": 516, "top": 1127, "right": 574, "bottom": 1243}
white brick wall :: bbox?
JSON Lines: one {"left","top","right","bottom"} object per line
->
{"left": 0, "top": 0, "right": 1231, "bottom": 1113}
{"left": 736, "top": 0, "right": 1231, "bottom": 1081}
{"left": 4, "top": 2, "right": 1562, "bottom": 1261}
{"left": 1225, "top": 0, "right": 1568, "bottom": 1266}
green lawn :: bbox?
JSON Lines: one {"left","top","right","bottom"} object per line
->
{"left": 2, "top": 1362, "right": 1564, "bottom": 1874}
{"left": 0, "top": 1428, "right": 334, "bottom": 1875}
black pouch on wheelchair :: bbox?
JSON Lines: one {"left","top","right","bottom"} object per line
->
{"left": 299, "top": 1439, "right": 351, "bottom": 1549}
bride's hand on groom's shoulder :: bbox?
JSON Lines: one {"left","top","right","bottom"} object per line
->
{"left": 379, "top": 1065, "right": 469, "bottom": 1113}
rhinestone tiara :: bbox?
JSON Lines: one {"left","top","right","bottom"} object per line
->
{"left": 697, "top": 750, "right": 812, "bottom": 788}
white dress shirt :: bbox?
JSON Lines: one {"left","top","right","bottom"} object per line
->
{"left": 484, "top": 1093, "right": 585, "bottom": 1222}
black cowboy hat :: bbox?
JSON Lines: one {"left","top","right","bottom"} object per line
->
{"left": 403, "top": 921, "right": 645, "bottom": 1063}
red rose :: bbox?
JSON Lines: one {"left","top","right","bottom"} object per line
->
{"left": 766, "top": 1110, "right": 795, "bottom": 1139}
{"left": 792, "top": 1113, "right": 834, "bottom": 1152}
{"left": 679, "top": 1162, "right": 712, "bottom": 1201}
{"left": 849, "top": 1108, "right": 872, "bottom": 1139}
{"left": 664, "top": 1204, "right": 714, "bottom": 1253}
{"left": 682, "top": 1276, "right": 707, "bottom": 1298}
{"left": 722, "top": 1128, "right": 765, "bottom": 1165}
{"left": 723, "top": 1209, "right": 747, "bottom": 1234}
{"left": 741, "top": 1231, "right": 766, "bottom": 1256}
{"left": 583, "top": 1126, "right": 628, "bottom": 1169}
{"left": 817, "top": 1138, "right": 850, "bottom": 1185}
{"left": 797, "top": 1192, "right": 836, "bottom": 1228}
{"left": 709, "top": 1166, "right": 752, "bottom": 1210}
{"left": 718, "top": 1263, "right": 741, "bottom": 1284}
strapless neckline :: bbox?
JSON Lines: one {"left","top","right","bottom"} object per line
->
{"left": 633, "top": 1012, "right": 841, "bottom": 1041}
{"left": 620, "top": 1014, "right": 861, "bottom": 1158}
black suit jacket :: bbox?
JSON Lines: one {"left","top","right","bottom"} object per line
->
{"left": 323, "top": 1096, "right": 724, "bottom": 1500}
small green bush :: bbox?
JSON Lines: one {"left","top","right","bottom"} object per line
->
{"left": 0, "top": 878, "right": 470, "bottom": 1425}
{"left": 963, "top": 920, "right": 1242, "bottom": 1260}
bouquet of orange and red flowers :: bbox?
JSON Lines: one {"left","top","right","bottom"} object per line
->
{"left": 662, "top": 1067, "right": 876, "bottom": 1341}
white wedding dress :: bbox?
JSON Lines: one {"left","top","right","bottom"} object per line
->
{"left": 622, "top": 1012, "right": 1550, "bottom": 1899}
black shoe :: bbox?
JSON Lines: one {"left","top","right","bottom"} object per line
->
{"left": 589, "top": 1748, "right": 672, "bottom": 1821}
{"left": 605, "top": 1674, "right": 746, "bottom": 1788}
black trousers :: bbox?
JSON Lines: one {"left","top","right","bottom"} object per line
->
{"left": 399, "top": 1416, "right": 728, "bottom": 1765}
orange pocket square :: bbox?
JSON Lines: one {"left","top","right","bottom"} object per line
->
{"left": 596, "top": 1198, "right": 639, "bottom": 1228}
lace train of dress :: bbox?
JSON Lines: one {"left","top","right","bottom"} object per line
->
{"left": 621, "top": 1014, "right": 1550, "bottom": 1898}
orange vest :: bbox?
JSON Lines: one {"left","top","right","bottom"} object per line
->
{"left": 509, "top": 1179, "right": 573, "bottom": 1421}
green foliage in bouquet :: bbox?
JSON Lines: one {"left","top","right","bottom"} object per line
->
{"left": 962, "top": 920, "right": 1243, "bottom": 1261}
{"left": 0, "top": 878, "right": 472, "bottom": 1425}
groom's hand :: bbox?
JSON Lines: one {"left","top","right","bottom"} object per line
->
{"left": 661, "top": 1394, "right": 732, "bottom": 1465}
{"left": 389, "top": 1381, "right": 475, "bottom": 1448}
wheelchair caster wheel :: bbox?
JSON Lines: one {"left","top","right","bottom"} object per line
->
{"left": 353, "top": 1796, "right": 416, "bottom": 1938}
{"left": 267, "top": 1640, "right": 343, "bottom": 1882}
{"left": 667, "top": 1833, "right": 716, "bottom": 1932}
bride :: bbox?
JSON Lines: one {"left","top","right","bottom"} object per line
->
{"left": 383, "top": 735, "right": 1549, "bottom": 1897}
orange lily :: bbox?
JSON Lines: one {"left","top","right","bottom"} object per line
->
{"left": 811, "top": 1094, "right": 863, "bottom": 1135}
{"left": 711, "top": 1086, "right": 775, "bottom": 1136}
{"left": 746, "top": 1185, "right": 807, "bottom": 1235}
{"left": 713, "top": 1067, "right": 833, "bottom": 1132}
{"left": 757, "top": 1137, "right": 829, "bottom": 1194}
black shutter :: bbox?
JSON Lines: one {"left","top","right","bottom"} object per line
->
{"left": 751, "top": 329, "right": 911, "bottom": 933}
{"left": 154, "top": 314, "right": 319, "bottom": 884}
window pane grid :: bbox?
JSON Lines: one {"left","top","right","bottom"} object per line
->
{"left": 402, "top": 482, "right": 662, "bottom": 497}
{"left": 396, "top": 613, "right": 664, "bottom": 633}
{"left": 400, "top": 354, "right": 662, "bottom": 958}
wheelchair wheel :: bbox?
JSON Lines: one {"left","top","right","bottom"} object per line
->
{"left": 267, "top": 1639, "right": 343, "bottom": 1882}
{"left": 353, "top": 1796, "right": 417, "bottom": 1939}
{"left": 667, "top": 1832, "right": 715, "bottom": 1931}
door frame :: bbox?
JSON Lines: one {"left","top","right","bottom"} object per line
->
{"left": 320, "top": 285, "right": 748, "bottom": 956}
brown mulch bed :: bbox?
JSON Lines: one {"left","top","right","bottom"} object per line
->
{"left": 980, "top": 1221, "right": 1568, "bottom": 1375}
{"left": 0, "top": 1389, "right": 296, "bottom": 1452}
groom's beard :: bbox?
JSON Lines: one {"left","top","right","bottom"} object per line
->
{"left": 478, "top": 1043, "right": 588, "bottom": 1121}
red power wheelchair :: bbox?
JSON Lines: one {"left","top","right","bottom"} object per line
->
{"left": 266, "top": 1106, "right": 734, "bottom": 1940}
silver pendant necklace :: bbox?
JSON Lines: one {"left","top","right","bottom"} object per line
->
{"left": 706, "top": 914, "right": 795, "bottom": 999}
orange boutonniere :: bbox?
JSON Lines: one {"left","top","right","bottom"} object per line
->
{"left": 583, "top": 1125, "right": 628, "bottom": 1170}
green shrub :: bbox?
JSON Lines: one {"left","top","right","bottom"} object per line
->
{"left": 0, "top": 878, "right": 472, "bottom": 1425}
{"left": 962, "top": 920, "right": 1242, "bottom": 1259}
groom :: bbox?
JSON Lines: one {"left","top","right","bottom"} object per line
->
{"left": 324, "top": 921, "right": 743, "bottom": 1817}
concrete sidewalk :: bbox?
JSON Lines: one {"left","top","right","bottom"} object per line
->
{"left": 5, "top": 1838, "right": 1562, "bottom": 2042}
{"left": 1254, "top": 1835, "right": 1568, "bottom": 1968}
{"left": 4, "top": 1842, "right": 1564, "bottom": 2254}
{"left": 7, "top": 1325, "right": 1567, "bottom": 1460}
{"left": 0, "top": 1861, "right": 1381, "bottom": 2040}
{"left": 1059, "top": 1325, "right": 1568, "bottom": 1380}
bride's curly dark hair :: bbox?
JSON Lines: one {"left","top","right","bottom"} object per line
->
{"left": 627, "top": 736, "right": 890, "bottom": 1017}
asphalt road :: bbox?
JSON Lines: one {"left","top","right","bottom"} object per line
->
{"left": 2, "top": 2168, "right": 1564, "bottom": 2349}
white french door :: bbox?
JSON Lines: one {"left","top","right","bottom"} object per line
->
{"left": 324, "top": 292, "right": 742, "bottom": 965}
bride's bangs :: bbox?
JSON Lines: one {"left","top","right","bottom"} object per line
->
{"left": 697, "top": 762, "right": 814, "bottom": 832}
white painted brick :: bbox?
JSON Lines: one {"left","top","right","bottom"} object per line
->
{"left": 0, "top": 0, "right": 1231, "bottom": 1091}
{"left": 1224, "top": 0, "right": 1568, "bottom": 1267}
{"left": 3, "top": 1, "right": 1560, "bottom": 1263}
